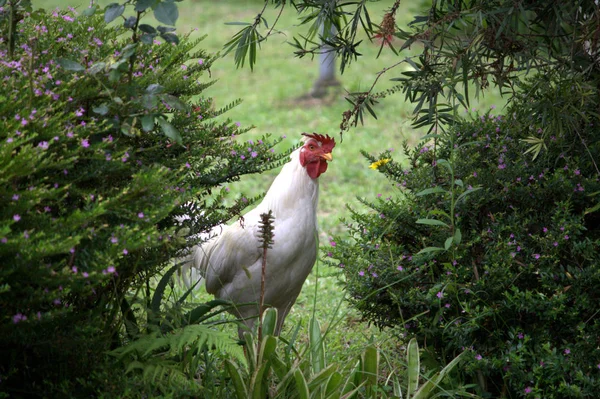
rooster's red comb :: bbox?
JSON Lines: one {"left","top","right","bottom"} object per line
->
{"left": 302, "top": 133, "right": 336, "bottom": 152}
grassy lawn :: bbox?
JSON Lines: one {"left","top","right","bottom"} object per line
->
{"left": 38, "top": 0, "right": 505, "bottom": 363}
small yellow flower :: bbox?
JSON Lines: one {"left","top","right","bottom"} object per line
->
{"left": 369, "top": 158, "right": 391, "bottom": 170}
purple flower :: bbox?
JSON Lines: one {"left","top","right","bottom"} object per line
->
{"left": 75, "top": 108, "right": 84, "bottom": 117}
{"left": 72, "top": 266, "right": 78, "bottom": 273}
{"left": 82, "top": 272, "right": 89, "bottom": 278}
{"left": 38, "top": 141, "right": 49, "bottom": 150}
{"left": 524, "top": 387, "right": 532, "bottom": 394}
{"left": 330, "top": 240, "right": 336, "bottom": 247}
{"left": 564, "top": 235, "right": 569, "bottom": 240}
{"left": 123, "top": 249, "right": 128, "bottom": 255}
{"left": 12, "top": 313, "right": 27, "bottom": 324}
{"left": 475, "top": 354, "right": 482, "bottom": 360}
{"left": 138, "top": 212, "right": 144, "bottom": 218}
{"left": 564, "top": 348, "right": 571, "bottom": 355}
{"left": 436, "top": 291, "right": 443, "bottom": 299}
{"left": 251, "top": 151, "right": 258, "bottom": 158}
{"left": 533, "top": 254, "right": 540, "bottom": 259}
{"left": 111, "top": 236, "right": 118, "bottom": 244}
{"left": 198, "top": 59, "right": 204, "bottom": 65}
{"left": 397, "top": 265, "right": 403, "bottom": 271}
{"left": 12, "top": 194, "right": 19, "bottom": 201}
{"left": 518, "top": 332, "right": 524, "bottom": 339}
{"left": 81, "top": 139, "right": 90, "bottom": 148}
{"left": 358, "top": 270, "right": 365, "bottom": 277}
{"left": 107, "top": 266, "right": 116, "bottom": 273}
{"left": 444, "top": 303, "right": 451, "bottom": 308}
{"left": 574, "top": 169, "right": 580, "bottom": 175}
{"left": 13, "top": 214, "right": 21, "bottom": 222}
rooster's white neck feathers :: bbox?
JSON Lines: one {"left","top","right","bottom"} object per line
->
{"left": 258, "top": 147, "right": 319, "bottom": 220}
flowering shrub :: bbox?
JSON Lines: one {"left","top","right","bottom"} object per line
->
{"left": 0, "top": 3, "right": 287, "bottom": 396}
{"left": 329, "top": 74, "right": 600, "bottom": 398}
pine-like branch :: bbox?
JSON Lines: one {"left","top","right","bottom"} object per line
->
{"left": 257, "top": 210, "right": 275, "bottom": 343}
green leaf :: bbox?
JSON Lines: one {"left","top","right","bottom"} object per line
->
{"left": 363, "top": 345, "right": 378, "bottom": 387}
{"left": 82, "top": 5, "right": 97, "bottom": 16}
{"left": 252, "top": 361, "right": 271, "bottom": 399}
{"left": 140, "top": 33, "right": 156, "bottom": 44}
{"left": 406, "top": 338, "right": 420, "bottom": 397}
{"left": 416, "top": 187, "right": 447, "bottom": 196}
{"left": 146, "top": 83, "right": 164, "bottom": 94}
{"left": 585, "top": 201, "right": 600, "bottom": 215}
{"left": 416, "top": 246, "right": 445, "bottom": 255}
{"left": 262, "top": 335, "right": 278, "bottom": 361}
{"left": 225, "top": 360, "right": 248, "bottom": 399}
{"left": 444, "top": 236, "right": 453, "bottom": 250}
{"left": 124, "top": 16, "right": 137, "bottom": 29}
{"left": 134, "top": 0, "right": 156, "bottom": 12}
{"left": 456, "top": 186, "right": 482, "bottom": 204}
{"left": 141, "top": 115, "right": 154, "bottom": 132}
{"left": 453, "top": 228, "right": 462, "bottom": 245}
{"left": 92, "top": 103, "right": 109, "bottom": 115}
{"left": 225, "top": 21, "right": 252, "bottom": 26}
{"left": 153, "top": 2, "right": 178, "bottom": 26}
{"left": 416, "top": 218, "right": 449, "bottom": 228}
{"left": 88, "top": 62, "right": 106, "bottom": 74}
{"left": 307, "top": 364, "right": 338, "bottom": 392}
{"left": 436, "top": 158, "right": 453, "bottom": 174}
{"left": 139, "top": 24, "right": 156, "bottom": 34}
{"left": 150, "top": 263, "right": 179, "bottom": 317}
{"left": 104, "top": 3, "right": 125, "bottom": 24}
{"left": 413, "top": 351, "right": 466, "bottom": 399}
{"left": 158, "top": 118, "right": 182, "bottom": 144}
{"left": 310, "top": 316, "right": 325, "bottom": 373}
{"left": 161, "top": 32, "right": 179, "bottom": 44}
{"left": 160, "top": 94, "right": 187, "bottom": 111}
{"left": 181, "top": 299, "right": 232, "bottom": 327}
{"left": 294, "top": 370, "right": 310, "bottom": 399}
{"left": 261, "top": 308, "right": 277, "bottom": 337}
{"left": 56, "top": 58, "right": 85, "bottom": 71}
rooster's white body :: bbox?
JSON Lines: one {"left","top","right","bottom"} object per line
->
{"left": 185, "top": 133, "right": 335, "bottom": 334}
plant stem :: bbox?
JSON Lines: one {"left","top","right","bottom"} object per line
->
{"left": 8, "top": 0, "right": 18, "bottom": 59}
{"left": 258, "top": 243, "right": 267, "bottom": 343}
{"left": 127, "top": 11, "right": 142, "bottom": 84}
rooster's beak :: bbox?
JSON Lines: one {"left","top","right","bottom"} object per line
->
{"left": 321, "top": 152, "right": 333, "bottom": 162}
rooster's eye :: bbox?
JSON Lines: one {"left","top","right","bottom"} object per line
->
{"left": 309, "top": 145, "right": 315, "bottom": 150}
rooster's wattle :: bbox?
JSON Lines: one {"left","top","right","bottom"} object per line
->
{"left": 184, "top": 133, "right": 336, "bottom": 335}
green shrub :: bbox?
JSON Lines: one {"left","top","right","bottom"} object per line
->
{"left": 329, "top": 74, "right": 600, "bottom": 398}
{"left": 0, "top": 3, "right": 287, "bottom": 396}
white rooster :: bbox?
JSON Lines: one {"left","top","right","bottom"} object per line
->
{"left": 184, "top": 133, "right": 335, "bottom": 335}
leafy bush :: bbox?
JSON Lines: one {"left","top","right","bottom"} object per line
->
{"left": 0, "top": 2, "right": 287, "bottom": 396}
{"left": 329, "top": 73, "right": 600, "bottom": 398}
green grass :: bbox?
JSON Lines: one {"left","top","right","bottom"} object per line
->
{"left": 38, "top": 0, "right": 505, "bottom": 369}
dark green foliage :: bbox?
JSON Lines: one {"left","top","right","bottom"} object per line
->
{"left": 0, "top": 3, "right": 288, "bottom": 396}
{"left": 329, "top": 74, "right": 600, "bottom": 398}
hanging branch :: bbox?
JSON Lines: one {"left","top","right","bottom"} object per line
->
{"left": 257, "top": 210, "right": 275, "bottom": 343}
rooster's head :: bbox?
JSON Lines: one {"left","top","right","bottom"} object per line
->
{"left": 299, "top": 133, "right": 336, "bottom": 179}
